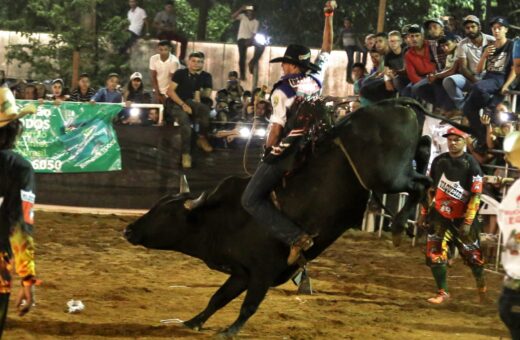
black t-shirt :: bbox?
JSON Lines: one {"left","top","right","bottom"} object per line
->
{"left": 384, "top": 50, "right": 404, "bottom": 71}
{"left": 171, "top": 69, "right": 213, "bottom": 101}
{"left": 485, "top": 39, "right": 513, "bottom": 75}
{"left": 0, "top": 150, "right": 35, "bottom": 250}
{"left": 127, "top": 90, "right": 151, "bottom": 104}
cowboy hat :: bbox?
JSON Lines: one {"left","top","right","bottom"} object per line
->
{"left": 269, "top": 44, "right": 320, "bottom": 72}
{"left": 0, "top": 87, "right": 37, "bottom": 128}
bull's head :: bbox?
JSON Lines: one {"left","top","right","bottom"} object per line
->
{"left": 124, "top": 194, "right": 193, "bottom": 250}
{"left": 124, "top": 175, "right": 200, "bottom": 251}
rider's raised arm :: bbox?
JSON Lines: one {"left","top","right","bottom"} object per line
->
{"left": 313, "top": 1, "right": 336, "bottom": 81}
{"left": 321, "top": 1, "right": 336, "bottom": 53}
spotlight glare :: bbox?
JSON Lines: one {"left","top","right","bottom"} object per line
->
{"left": 239, "top": 127, "right": 251, "bottom": 138}
{"left": 130, "top": 108, "right": 140, "bottom": 117}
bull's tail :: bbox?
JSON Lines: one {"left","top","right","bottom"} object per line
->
{"left": 380, "top": 97, "right": 474, "bottom": 135}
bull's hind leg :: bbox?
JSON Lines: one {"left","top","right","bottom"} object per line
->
{"left": 218, "top": 277, "right": 270, "bottom": 338}
{"left": 184, "top": 275, "right": 247, "bottom": 331}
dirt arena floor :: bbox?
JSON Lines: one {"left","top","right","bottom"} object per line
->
{"left": 4, "top": 212, "right": 510, "bottom": 339}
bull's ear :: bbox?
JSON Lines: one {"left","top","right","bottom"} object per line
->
{"left": 179, "top": 174, "right": 191, "bottom": 194}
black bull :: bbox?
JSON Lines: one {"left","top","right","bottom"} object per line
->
{"left": 124, "top": 98, "right": 461, "bottom": 337}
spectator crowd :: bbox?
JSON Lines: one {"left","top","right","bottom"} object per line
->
{"left": 3, "top": 6, "right": 520, "bottom": 173}
{"left": 340, "top": 15, "right": 519, "bottom": 167}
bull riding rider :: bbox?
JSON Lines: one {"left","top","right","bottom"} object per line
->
{"left": 0, "top": 88, "right": 39, "bottom": 337}
{"left": 418, "top": 127, "right": 486, "bottom": 304}
{"left": 241, "top": 1, "right": 335, "bottom": 265}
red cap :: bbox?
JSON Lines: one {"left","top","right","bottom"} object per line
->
{"left": 442, "top": 127, "right": 467, "bottom": 138}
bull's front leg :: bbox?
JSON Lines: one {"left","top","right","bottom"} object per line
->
{"left": 184, "top": 274, "right": 247, "bottom": 331}
{"left": 217, "top": 277, "right": 270, "bottom": 338}
{"left": 391, "top": 173, "right": 431, "bottom": 246}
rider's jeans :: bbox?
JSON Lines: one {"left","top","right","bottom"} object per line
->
{"left": 241, "top": 160, "right": 303, "bottom": 246}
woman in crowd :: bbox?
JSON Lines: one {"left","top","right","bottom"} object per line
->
{"left": 48, "top": 78, "right": 69, "bottom": 103}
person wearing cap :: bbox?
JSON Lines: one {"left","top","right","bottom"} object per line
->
{"left": 462, "top": 16, "right": 516, "bottom": 147}
{"left": 120, "top": 72, "right": 151, "bottom": 124}
{"left": 0, "top": 88, "right": 39, "bottom": 336}
{"left": 418, "top": 126, "right": 486, "bottom": 304}
{"left": 124, "top": 72, "right": 151, "bottom": 104}
{"left": 69, "top": 73, "right": 96, "bottom": 102}
{"left": 166, "top": 51, "right": 214, "bottom": 168}
{"left": 231, "top": 5, "right": 265, "bottom": 81}
{"left": 442, "top": 15, "right": 495, "bottom": 110}
{"left": 90, "top": 73, "right": 123, "bottom": 104}
{"left": 49, "top": 78, "right": 69, "bottom": 103}
{"left": 405, "top": 24, "right": 456, "bottom": 114}
{"left": 153, "top": 1, "right": 188, "bottom": 63}
{"left": 241, "top": 1, "right": 335, "bottom": 266}
{"left": 424, "top": 18, "right": 451, "bottom": 71}
{"left": 497, "top": 131, "right": 520, "bottom": 339}
{"left": 149, "top": 40, "right": 181, "bottom": 105}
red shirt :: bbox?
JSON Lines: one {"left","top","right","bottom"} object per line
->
{"left": 405, "top": 41, "right": 436, "bottom": 84}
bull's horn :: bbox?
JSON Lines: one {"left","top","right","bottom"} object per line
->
{"left": 179, "top": 174, "right": 190, "bottom": 194}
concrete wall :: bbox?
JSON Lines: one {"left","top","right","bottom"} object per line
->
{"left": 0, "top": 30, "right": 52, "bottom": 80}
{"left": 0, "top": 31, "right": 363, "bottom": 97}
{"left": 130, "top": 40, "right": 358, "bottom": 97}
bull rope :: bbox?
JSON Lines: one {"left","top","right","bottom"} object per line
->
{"left": 333, "top": 137, "right": 369, "bottom": 191}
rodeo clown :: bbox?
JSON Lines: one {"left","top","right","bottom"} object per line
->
{"left": 418, "top": 127, "right": 486, "bottom": 304}
{"left": 496, "top": 38, "right": 520, "bottom": 340}
{"left": 241, "top": 1, "right": 335, "bottom": 265}
{"left": 0, "top": 87, "right": 39, "bottom": 337}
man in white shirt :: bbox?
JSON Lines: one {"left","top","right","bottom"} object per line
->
{"left": 149, "top": 40, "right": 181, "bottom": 104}
{"left": 231, "top": 5, "right": 265, "bottom": 80}
{"left": 442, "top": 15, "right": 495, "bottom": 109}
{"left": 241, "top": 1, "right": 335, "bottom": 266}
{"left": 120, "top": 0, "right": 148, "bottom": 54}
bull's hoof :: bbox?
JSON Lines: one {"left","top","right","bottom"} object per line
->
{"left": 391, "top": 232, "right": 402, "bottom": 247}
{"left": 183, "top": 319, "right": 202, "bottom": 331}
{"left": 216, "top": 328, "right": 238, "bottom": 339}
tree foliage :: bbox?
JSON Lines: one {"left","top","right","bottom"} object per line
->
{"left": 0, "top": 0, "right": 517, "bottom": 83}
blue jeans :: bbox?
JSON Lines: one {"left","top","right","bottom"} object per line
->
{"left": 393, "top": 76, "right": 413, "bottom": 97}
{"left": 412, "top": 78, "right": 456, "bottom": 111}
{"left": 462, "top": 72, "right": 505, "bottom": 144}
{"left": 241, "top": 161, "right": 303, "bottom": 246}
{"left": 499, "top": 287, "right": 520, "bottom": 340}
{"left": 442, "top": 74, "right": 473, "bottom": 109}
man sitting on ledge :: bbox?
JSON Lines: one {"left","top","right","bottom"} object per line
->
{"left": 166, "top": 51, "right": 213, "bottom": 169}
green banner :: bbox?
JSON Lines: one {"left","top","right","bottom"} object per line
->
{"left": 15, "top": 101, "right": 123, "bottom": 173}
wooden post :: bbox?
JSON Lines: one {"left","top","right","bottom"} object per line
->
{"left": 71, "top": 50, "right": 80, "bottom": 89}
{"left": 72, "top": 0, "right": 96, "bottom": 88}
{"left": 377, "top": 0, "right": 387, "bottom": 32}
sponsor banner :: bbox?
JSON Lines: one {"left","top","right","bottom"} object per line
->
{"left": 15, "top": 101, "right": 122, "bottom": 173}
